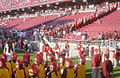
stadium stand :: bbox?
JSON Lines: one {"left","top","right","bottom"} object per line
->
{"left": 64, "top": 9, "right": 120, "bottom": 40}
{"left": 0, "top": 0, "right": 72, "bottom": 12}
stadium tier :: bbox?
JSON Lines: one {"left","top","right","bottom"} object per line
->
{"left": 46, "top": 12, "right": 92, "bottom": 27}
{"left": 0, "top": 14, "right": 58, "bottom": 31}
{"left": 0, "top": 0, "right": 72, "bottom": 12}
{"left": 64, "top": 10, "right": 120, "bottom": 40}
{"left": 14, "top": 14, "right": 58, "bottom": 30}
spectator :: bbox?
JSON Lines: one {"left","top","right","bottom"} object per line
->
{"left": 20, "top": 39, "right": 24, "bottom": 49}
{"left": 24, "top": 39, "right": 28, "bottom": 52}
{"left": 105, "top": 33, "right": 109, "bottom": 47}
{"left": 73, "top": 30, "right": 77, "bottom": 36}
{"left": 90, "top": 47, "right": 94, "bottom": 61}
{"left": 65, "top": 41, "right": 70, "bottom": 58}
{"left": 33, "top": 29, "right": 39, "bottom": 41}
{"left": 2, "top": 39, "right": 6, "bottom": 50}
{"left": 101, "top": 32, "right": 105, "bottom": 47}
{"left": 97, "top": 33, "right": 102, "bottom": 46}
{"left": 77, "top": 31, "right": 82, "bottom": 36}
{"left": 49, "top": 29, "right": 54, "bottom": 42}
{"left": 82, "top": 31, "right": 88, "bottom": 45}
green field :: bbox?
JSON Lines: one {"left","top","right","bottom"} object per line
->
{"left": 0, "top": 48, "right": 120, "bottom": 78}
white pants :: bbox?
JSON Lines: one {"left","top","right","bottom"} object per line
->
{"left": 43, "top": 52, "right": 47, "bottom": 61}
{"left": 113, "top": 58, "right": 118, "bottom": 67}
{"left": 55, "top": 53, "right": 58, "bottom": 60}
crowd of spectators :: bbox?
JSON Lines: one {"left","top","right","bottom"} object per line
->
{"left": 31, "top": 2, "right": 118, "bottom": 42}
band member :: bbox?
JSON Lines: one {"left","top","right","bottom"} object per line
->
{"left": 54, "top": 43, "right": 60, "bottom": 60}
{"left": 65, "top": 41, "right": 70, "bottom": 58}
{"left": 61, "top": 58, "right": 74, "bottom": 78}
{"left": 0, "top": 57, "right": 10, "bottom": 78}
{"left": 25, "top": 52, "right": 32, "bottom": 64}
{"left": 58, "top": 49, "right": 66, "bottom": 71}
{"left": 34, "top": 53, "right": 45, "bottom": 78}
{"left": 11, "top": 52, "right": 17, "bottom": 71}
{"left": 113, "top": 50, "right": 118, "bottom": 68}
{"left": 77, "top": 42, "right": 82, "bottom": 58}
{"left": 42, "top": 44, "right": 48, "bottom": 61}
{"left": 47, "top": 61, "right": 61, "bottom": 78}
{"left": 2, "top": 53, "right": 12, "bottom": 77}
{"left": 2, "top": 39, "right": 6, "bottom": 50}
{"left": 102, "top": 54, "right": 113, "bottom": 78}
{"left": 90, "top": 47, "right": 94, "bottom": 61}
{"left": 14, "top": 59, "right": 26, "bottom": 78}
{"left": 28, "top": 64, "right": 39, "bottom": 78}
{"left": 74, "top": 55, "right": 86, "bottom": 78}
{"left": 22, "top": 54, "right": 30, "bottom": 78}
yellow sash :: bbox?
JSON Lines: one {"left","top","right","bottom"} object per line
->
{"left": 15, "top": 69, "right": 25, "bottom": 78}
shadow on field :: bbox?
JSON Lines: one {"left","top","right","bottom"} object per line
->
{"left": 111, "top": 73, "right": 120, "bottom": 78}
{"left": 86, "top": 73, "right": 92, "bottom": 78}
{"left": 86, "top": 69, "right": 92, "bottom": 72}
{"left": 111, "top": 68, "right": 120, "bottom": 78}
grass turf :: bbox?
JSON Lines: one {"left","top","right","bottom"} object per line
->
{"left": 0, "top": 48, "right": 120, "bottom": 78}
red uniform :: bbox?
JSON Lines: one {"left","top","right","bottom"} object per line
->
{"left": 42, "top": 45, "right": 48, "bottom": 52}
{"left": 102, "top": 60, "right": 113, "bottom": 78}
{"left": 49, "top": 31, "right": 54, "bottom": 36}
{"left": 92, "top": 54, "right": 102, "bottom": 68}
{"left": 20, "top": 40, "right": 23, "bottom": 46}
{"left": 55, "top": 45, "right": 60, "bottom": 56}
{"left": 113, "top": 52, "right": 117, "bottom": 59}
{"left": 2, "top": 40, "right": 5, "bottom": 49}
{"left": 65, "top": 43, "right": 69, "bottom": 49}
{"left": 90, "top": 49, "right": 94, "bottom": 55}
{"left": 77, "top": 44, "right": 81, "bottom": 51}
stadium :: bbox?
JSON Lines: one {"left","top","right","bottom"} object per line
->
{"left": 0, "top": 0, "right": 120, "bottom": 78}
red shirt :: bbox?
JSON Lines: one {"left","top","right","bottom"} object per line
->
{"left": 80, "top": 55, "right": 86, "bottom": 64}
{"left": 90, "top": 49, "right": 94, "bottom": 55}
{"left": 63, "top": 27, "right": 66, "bottom": 31}
{"left": 75, "top": 21, "right": 77, "bottom": 28}
{"left": 102, "top": 60, "right": 113, "bottom": 78}
{"left": 42, "top": 46, "right": 48, "bottom": 52}
{"left": 105, "top": 49, "right": 109, "bottom": 54}
{"left": 4, "top": 31, "right": 6, "bottom": 36}
{"left": 77, "top": 44, "right": 81, "bottom": 51}
{"left": 57, "top": 28, "right": 60, "bottom": 32}
{"left": 8, "top": 40, "right": 12, "bottom": 46}
{"left": 49, "top": 32, "right": 54, "bottom": 36}
{"left": 105, "top": 35, "right": 109, "bottom": 40}
{"left": 113, "top": 52, "right": 117, "bottom": 59}
{"left": 65, "top": 43, "right": 69, "bottom": 49}
{"left": 55, "top": 45, "right": 59, "bottom": 50}
{"left": 46, "top": 26, "right": 49, "bottom": 31}
{"left": 20, "top": 40, "right": 23, "bottom": 45}
{"left": 2, "top": 40, "right": 5, "bottom": 46}
{"left": 92, "top": 54, "right": 101, "bottom": 68}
